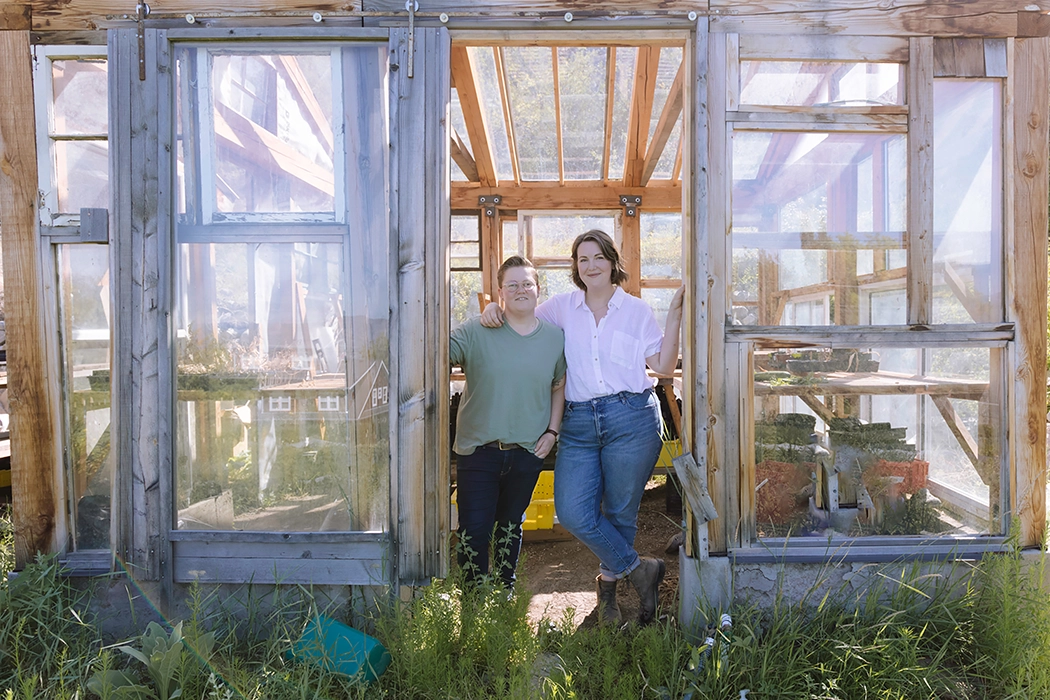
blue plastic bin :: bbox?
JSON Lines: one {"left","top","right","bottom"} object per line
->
{"left": 290, "top": 614, "right": 391, "bottom": 682}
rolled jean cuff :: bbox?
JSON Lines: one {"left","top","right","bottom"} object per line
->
{"left": 601, "top": 555, "right": 641, "bottom": 580}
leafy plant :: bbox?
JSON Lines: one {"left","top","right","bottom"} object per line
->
{"left": 88, "top": 622, "right": 215, "bottom": 700}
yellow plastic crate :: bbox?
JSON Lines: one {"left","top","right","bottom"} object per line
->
{"left": 523, "top": 470, "right": 555, "bottom": 531}
{"left": 656, "top": 439, "right": 681, "bottom": 468}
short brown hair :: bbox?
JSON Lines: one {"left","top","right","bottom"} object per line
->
{"left": 497, "top": 255, "right": 539, "bottom": 287}
{"left": 571, "top": 229, "right": 628, "bottom": 290}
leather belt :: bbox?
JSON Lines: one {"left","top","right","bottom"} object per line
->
{"left": 482, "top": 440, "right": 522, "bottom": 451}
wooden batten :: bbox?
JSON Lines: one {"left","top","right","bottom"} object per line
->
{"left": 705, "top": 30, "right": 728, "bottom": 556}
{"left": 1006, "top": 37, "right": 1050, "bottom": 548}
{"left": 0, "top": 29, "right": 62, "bottom": 566}
{"left": 906, "top": 37, "right": 932, "bottom": 325}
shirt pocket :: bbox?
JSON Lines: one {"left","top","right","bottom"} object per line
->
{"left": 609, "top": 330, "right": 640, "bottom": 369}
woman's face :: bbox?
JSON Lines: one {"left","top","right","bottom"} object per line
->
{"left": 574, "top": 240, "right": 613, "bottom": 290}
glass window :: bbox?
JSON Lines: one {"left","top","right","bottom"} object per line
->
{"left": 58, "top": 245, "right": 112, "bottom": 550}
{"left": 558, "top": 47, "right": 607, "bottom": 181}
{"left": 932, "top": 80, "right": 1002, "bottom": 324}
{"left": 468, "top": 47, "right": 515, "bottom": 182}
{"left": 36, "top": 52, "right": 109, "bottom": 224}
{"left": 174, "top": 43, "right": 390, "bottom": 534}
{"left": 607, "top": 47, "right": 636, "bottom": 181}
{"left": 177, "top": 48, "right": 340, "bottom": 222}
{"left": 640, "top": 212, "right": 682, "bottom": 279}
{"left": 732, "top": 130, "right": 907, "bottom": 326}
{"left": 503, "top": 47, "right": 558, "bottom": 181}
{"left": 740, "top": 62, "right": 904, "bottom": 107}
{"left": 752, "top": 344, "right": 1001, "bottom": 538}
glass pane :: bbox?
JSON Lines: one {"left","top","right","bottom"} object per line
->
{"left": 58, "top": 245, "right": 112, "bottom": 550}
{"left": 524, "top": 213, "right": 616, "bottom": 259}
{"left": 52, "top": 59, "right": 108, "bottom": 135}
{"left": 753, "top": 345, "right": 1001, "bottom": 538}
{"left": 55, "top": 140, "right": 108, "bottom": 214}
{"left": 451, "top": 242, "right": 479, "bottom": 270}
{"left": 451, "top": 214, "right": 479, "bottom": 242}
{"left": 451, "top": 215, "right": 480, "bottom": 270}
{"left": 740, "top": 62, "right": 903, "bottom": 107}
{"left": 175, "top": 242, "right": 389, "bottom": 532}
{"left": 640, "top": 212, "right": 682, "bottom": 279}
{"left": 451, "top": 270, "right": 483, "bottom": 330}
{"left": 176, "top": 47, "right": 339, "bottom": 219}
{"left": 732, "top": 130, "right": 907, "bottom": 326}
{"left": 504, "top": 47, "right": 558, "bottom": 180}
{"left": 608, "top": 47, "right": 636, "bottom": 180}
{"left": 502, "top": 219, "right": 520, "bottom": 257}
{"left": 451, "top": 91, "right": 470, "bottom": 182}
{"left": 642, "top": 287, "right": 676, "bottom": 328}
{"left": 469, "top": 47, "right": 515, "bottom": 182}
{"left": 932, "top": 80, "right": 1002, "bottom": 324}
{"left": 558, "top": 47, "right": 607, "bottom": 180}
{"left": 536, "top": 266, "right": 577, "bottom": 300}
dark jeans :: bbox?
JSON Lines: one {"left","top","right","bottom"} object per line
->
{"left": 456, "top": 444, "right": 544, "bottom": 587}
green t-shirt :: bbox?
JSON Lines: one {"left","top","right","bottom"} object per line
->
{"left": 450, "top": 318, "right": 566, "bottom": 456}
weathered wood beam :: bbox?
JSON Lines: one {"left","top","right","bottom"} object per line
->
{"left": 0, "top": 29, "right": 61, "bottom": 566}
{"left": 2, "top": 4, "right": 30, "bottom": 30}
{"left": 1007, "top": 36, "right": 1050, "bottom": 548}
{"left": 601, "top": 47, "right": 615, "bottom": 180}
{"left": 907, "top": 37, "right": 933, "bottom": 325}
{"left": 640, "top": 58, "right": 683, "bottom": 185}
{"left": 623, "top": 45, "right": 660, "bottom": 187}
{"left": 450, "top": 128, "right": 479, "bottom": 181}
{"left": 450, "top": 44, "right": 497, "bottom": 186}
{"left": 709, "top": 2, "right": 1048, "bottom": 37}
{"left": 450, "top": 183, "right": 681, "bottom": 210}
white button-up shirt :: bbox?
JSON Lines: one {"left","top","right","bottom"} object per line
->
{"left": 536, "top": 287, "right": 664, "bottom": 402}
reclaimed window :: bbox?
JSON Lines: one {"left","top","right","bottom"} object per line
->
{"left": 34, "top": 47, "right": 109, "bottom": 226}
{"left": 450, "top": 212, "right": 482, "bottom": 329}
{"left": 173, "top": 44, "right": 389, "bottom": 534}
{"left": 57, "top": 245, "right": 113, "bottom": 550}
{"left": 728, "top": 47, "right": 1007, "bottom": 542}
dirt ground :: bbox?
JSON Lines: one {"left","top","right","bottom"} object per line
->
{"left": 519, "top": 475, "right": 684, "bottom": 629}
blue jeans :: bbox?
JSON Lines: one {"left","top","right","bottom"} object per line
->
{"left": 554, "top": 389, "right": 663, "bottom": 578}
{"left": 456, "top": 444, "right": 544, "bottom": 587}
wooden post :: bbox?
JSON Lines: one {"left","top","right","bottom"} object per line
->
{"left": 1007, "top": 37, "right": 1049, "bottom": 548}
{"left": 621, "top": 212, "right": 641, "bottom": 296}
{"left": 0, "top": 29, "right": 62, "bottom": 566}
{"left": 907, "top": 37, "right": 933, "bottom": 325}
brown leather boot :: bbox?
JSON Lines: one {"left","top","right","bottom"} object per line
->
{"left": 627, "top": 557, "right": 666, "bottom": 625}
{"left": 596, "top": 576, "right": 622, "bottom": 625}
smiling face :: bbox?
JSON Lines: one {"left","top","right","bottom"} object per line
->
{"left": 498, "top": 265, "right": 540, "bottom": 315}
{"left": 573, "top": 240, "right": 613, "bottom": 291}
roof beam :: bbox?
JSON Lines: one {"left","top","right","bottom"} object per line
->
{"left": 601, "top": 46, "right": 616, "bottom": 180}
{"left": 450, "top": 44, "right": 498, "bottom": 186}
{"left": 623, "top": 45, "right": 660, "bottom": 187}
{"left": 451, "top": 182, "right": 680, "bottom": 210}
{"left": 493, "top": 47, "right": 520, "bottom": 184}
{"left": 640, "top": 57, "right": 683, "bottom": 184}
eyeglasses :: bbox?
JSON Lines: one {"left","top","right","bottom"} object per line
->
{"left": 502, "top": 281, "right": 536, "bottom": 293}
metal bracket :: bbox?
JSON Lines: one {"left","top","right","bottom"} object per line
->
{"left": 619, "top": 194, "right": 642, "bottom": 217}
{"left": 406, "top": 0, "right": 418, "bottom": 79}
{"left": 478, "top": 194, "right": 502, "bottom": 217}
{"left": 136, "top": 3, "right": 150, "bottom": 81}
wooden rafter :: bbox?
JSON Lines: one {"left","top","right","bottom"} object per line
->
{"left": 450, "top": 44, "right": 498, "bottom": 186}
{"left": 624, "top": 45, "right": 661, "bottom": 187}
{"left": 640, "top": 58, "right": 684, "bottom": 185}
{"left": 450, "top": 128, "right": 480, "bottom": 182}
{"left": 552, "top": 47, "right": 564, "bottom": 182}
{"left": 451, "top": 182, "right": 680, "bottom": 209}
{"left": 602, "top": 47, "right": 616, "bottom": 181}
{"left": 493, "top": 47, "right": 521, "bottom": 185}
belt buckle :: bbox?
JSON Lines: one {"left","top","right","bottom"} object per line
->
{"left": 498, "top": 441, "right": 515, "bottom": 450}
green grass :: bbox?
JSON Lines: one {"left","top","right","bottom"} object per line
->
{"left": 3, "top": 506, "right": 1050, "bottom": 699}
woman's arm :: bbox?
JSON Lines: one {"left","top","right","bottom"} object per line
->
{"left": 646, "top": 286, "right": 684, "bottom": 377}
{"left": 534, "top": 375, "right": 565, "bottom": 459}
{"left": 479, "top": 301, "right": 504, "bottom": 328}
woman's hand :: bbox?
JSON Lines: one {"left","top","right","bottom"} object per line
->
{"left": 479, "top": 301, "right": 505, "bottom": 328}
{"left": 535, "top": 432, "right": 556, "bottom": 459}
{"left": 668, "top": 285, "right": 684, "bottom": 319}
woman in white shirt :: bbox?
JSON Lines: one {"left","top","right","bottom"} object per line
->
{"left": 482, "top": 229, "right": 683, "bottom": 625}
